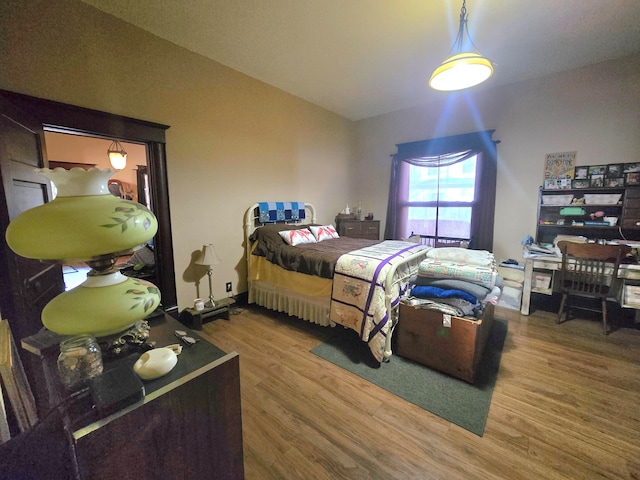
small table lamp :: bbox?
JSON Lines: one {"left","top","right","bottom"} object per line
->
{"left": 195, "top": 244, "right": 221, "bottom": 307}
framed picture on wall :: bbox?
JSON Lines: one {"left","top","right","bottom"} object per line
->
{"left": 544, "top": 179, "right": 561, "bottom": 189}
{"left": 571, "top": 179, "right": 590, "bottom": 189}
{"left": 574, "top": 166, "right": 588, "bottom": 180}
{"left": 625, "top": 172, "right": 640, "bottom": 186}
{"left": 543, "top": 151, "right": 576, "bottom": 189}
{"left": 590, "top": 175, "right": 605, "bottom": 187}
{"left": 588, "top": 165, "right": 607, "bottom": 176}
{"left": 604, "top": 177, "right": 624, "bottom": 188}
{"left": 606, "top": 164, "right": 624, "bottom": 178}
{"left": 624, "top": 163, "right": 640, "bottom": 174}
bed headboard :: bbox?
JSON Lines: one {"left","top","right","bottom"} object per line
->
{"left": 244, "top": 202, "right": 316, "bottom": 235}
{"left": 244, "top": 202, "right": 317, "bottom": 266}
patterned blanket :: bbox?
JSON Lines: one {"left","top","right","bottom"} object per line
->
{"left": 330, "top": 241, "right": 429, "bottom": 362}
{"left": 417, "top": 259, "right": 498, "bottom": 289}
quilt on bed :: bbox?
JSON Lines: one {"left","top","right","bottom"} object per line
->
{"left": 330, "top": 241, "right": 429, "bottom": 362}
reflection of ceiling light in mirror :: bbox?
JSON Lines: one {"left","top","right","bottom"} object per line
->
{"left": 429, "top": 0, "right": 493, "bottom": 91}
{"left": 107, "top": 139, "right": 128, "bottom": 170}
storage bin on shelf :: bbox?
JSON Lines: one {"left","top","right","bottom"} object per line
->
{"left": 623, "top": 284, "right": 640, "bottom": 308}
{"left": 583, "top": 193, "right": 622, "bottom": 205}
{"left": 542, "top": 194, "right": 573, "bottom": 205}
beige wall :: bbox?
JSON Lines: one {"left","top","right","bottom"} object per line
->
{"left": 0, "top": 0, "right": 354, "bottom": 309}
{"left": 354, "top": 54, "right": 640, "bottom": 262}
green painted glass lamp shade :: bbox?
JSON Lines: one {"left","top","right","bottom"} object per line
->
{"left": 5, "top": 167, "right": 162, "bottom": 338}
{"left": 42, "top": 272, "right": 161, "bottom": 337}
{"left": 5, "top": 168, "right": 157, "bottom": 262}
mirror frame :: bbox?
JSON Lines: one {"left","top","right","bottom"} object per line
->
{"left": 0, "top": 90, "right": 177, "bottom": 310}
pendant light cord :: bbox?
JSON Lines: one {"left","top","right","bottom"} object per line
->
{"left": 448, "top": 0, "right": 482, "bottom": 56}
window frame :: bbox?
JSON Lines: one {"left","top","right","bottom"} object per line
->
{"left": 384, "top": 130, "right": 498, "bottom": 251}
{"left": 401, "top": 154, "right": 479, "bottom": 242}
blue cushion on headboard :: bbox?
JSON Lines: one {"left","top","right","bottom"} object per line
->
{"left": 258, "top": 202, "right": 306, "bottom": 223}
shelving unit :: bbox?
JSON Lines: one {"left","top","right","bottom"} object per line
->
{"left": 535, "top": 186, "right": 640, "bottom": 245}
{"left": 523, "top": 185, "right": 640, "bottom": 318}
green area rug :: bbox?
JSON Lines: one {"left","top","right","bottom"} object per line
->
{"left": 311, "top": 318, "right": 507, "bottom": 436}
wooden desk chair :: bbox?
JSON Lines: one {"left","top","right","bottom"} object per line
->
{"left": 556, "top": 241, "right": 632, "bottom": 334}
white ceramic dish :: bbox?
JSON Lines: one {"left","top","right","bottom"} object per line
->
{"left": 133, "top": 347, "right": 178, "bottom": 380}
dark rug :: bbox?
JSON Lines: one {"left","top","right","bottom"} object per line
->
{"left": 311, "top": 318, "right": 508, "bottom": 436}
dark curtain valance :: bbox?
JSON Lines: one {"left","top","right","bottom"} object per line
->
{"left": 394, "top": 129, "right": 496, "bottom": 161}
{"left": 385, "top": 130, "right": 498, "bottom": 251}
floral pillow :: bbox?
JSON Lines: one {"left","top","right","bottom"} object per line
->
{"left": 310, "top": 225, "right": 340, "bottom": 242}
{"left": 278, "top": 228, "right": 317, "bottom": 246}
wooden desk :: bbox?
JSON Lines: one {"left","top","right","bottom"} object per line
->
{"left": 521, "top": 255, "right": 640, "bottom": 319}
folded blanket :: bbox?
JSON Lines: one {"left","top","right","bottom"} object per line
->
{"left": 409, "top": 276, "right": 490, "bottom": 300}
{"left": 403, "top": 297, "right": 467, "bottom": 317}
{"left": 426, "top": 247, "right": 495, "bottom": 268}
{"left": 431, "top": 297, "right": 477, "bottom": 316}
{"left": 418, "top": 259, "right": 498, "bottom": 289}
{"left": 410, "top": 285, "right": 478, "bottom": 305}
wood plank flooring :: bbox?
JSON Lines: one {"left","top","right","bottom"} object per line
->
{"left": 198, "top": 304, "right": 640, "bottom": 480}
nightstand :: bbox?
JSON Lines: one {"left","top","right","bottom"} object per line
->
{"left": 179, "top": 297, "right": 236, "bottom": 330}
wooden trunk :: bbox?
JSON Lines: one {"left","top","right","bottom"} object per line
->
{"left": 396, "top": 302, "right": 495, "bottom": 383}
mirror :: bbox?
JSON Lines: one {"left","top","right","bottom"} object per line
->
{"left": 0, "top": 89, "right": 177, "bottom": 310}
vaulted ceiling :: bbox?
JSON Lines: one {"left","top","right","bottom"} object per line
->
{"left": 81, "top": 0, "right": 640, "bottom": 120}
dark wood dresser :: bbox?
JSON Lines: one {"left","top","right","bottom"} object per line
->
{"left": 10, "top": 313, "right": 244, "bottom": 480}
{"left": 335, "top": 214, "right": 380, "bottom": 240}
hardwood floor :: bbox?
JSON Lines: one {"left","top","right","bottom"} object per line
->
{"left": 198, "top": 303, "right": 640, "bottom": 480}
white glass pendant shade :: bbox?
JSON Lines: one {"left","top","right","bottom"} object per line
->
{"left": 5, "top": 168, "right": 157, "bottom": 262}
{"left": 429, "top": 52, "right": 493, "bottom": 91}
{"left": 108, "top": 152, "right": 127, "bottom": 170}
{"left": 42, "top": 272, "right": 161, "bottom": 337}
{"left": 107, "top": 140, "right": 128, "bottom": 170}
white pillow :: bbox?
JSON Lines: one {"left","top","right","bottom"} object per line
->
{"left": 278, "top": 228, "right": 317, "bottom": 246}
{"left": 310, "top": 225, "right": 340, "bottom": 242}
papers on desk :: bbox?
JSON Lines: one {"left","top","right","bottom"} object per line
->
{"left": 524, "top": 243, "right": 557, "bottom": 256}
{"left": 608, "top": 240, "right": 640, "bottom": 248}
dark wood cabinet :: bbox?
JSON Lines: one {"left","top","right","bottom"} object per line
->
{"left": 335, "top": 216, "right": 380, "bottom": 240}
{"left": 12, "top": 313, "right": 244, "bottom": 480}
{"left": 622, "top": 187, "right": 640, "bottom": 229}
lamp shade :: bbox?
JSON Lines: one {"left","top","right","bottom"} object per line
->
{"left": 42, "top": 272, "right": 161, "bottom": 337}
{"left": 429, "top": 52, "right": 493, "bottom": 91}
{"left": 107, "top": 140, "right": 128, "bottom": 170}
{"left": 429, "top": 0, "right": 493, "bottom": 92}
{"left": 195, "top": 244, "right": 221, "bottom": 266}
{"left": 5, "top": 168, "right": 157, "bottom": 262}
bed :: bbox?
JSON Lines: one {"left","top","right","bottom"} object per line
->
{"left": 244, "top": 202, "right": 430, "bottom": 362}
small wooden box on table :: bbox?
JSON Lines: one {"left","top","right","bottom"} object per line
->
{"left": 180, "top": 296, "right": 235, "bottom": 330}
{"left": 396, "top": 303, "right": 495, "bottom": 383}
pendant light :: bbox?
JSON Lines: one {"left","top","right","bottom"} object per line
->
{"left": 107, "top": 139, "right": 128, "bottom": 170}
{"left": 429, "top": 0, "right": 493, "bottom": 91}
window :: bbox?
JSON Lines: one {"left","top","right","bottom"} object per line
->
{"left": 403, "top": 155, "right": 477, "bottom": 241}
{"left": 385, "top": 130, "right": 498, "bottom": 251}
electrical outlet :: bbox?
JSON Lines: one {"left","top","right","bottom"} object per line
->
{"left": 226, "top": 282, "right": 232, "bottom": 293}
